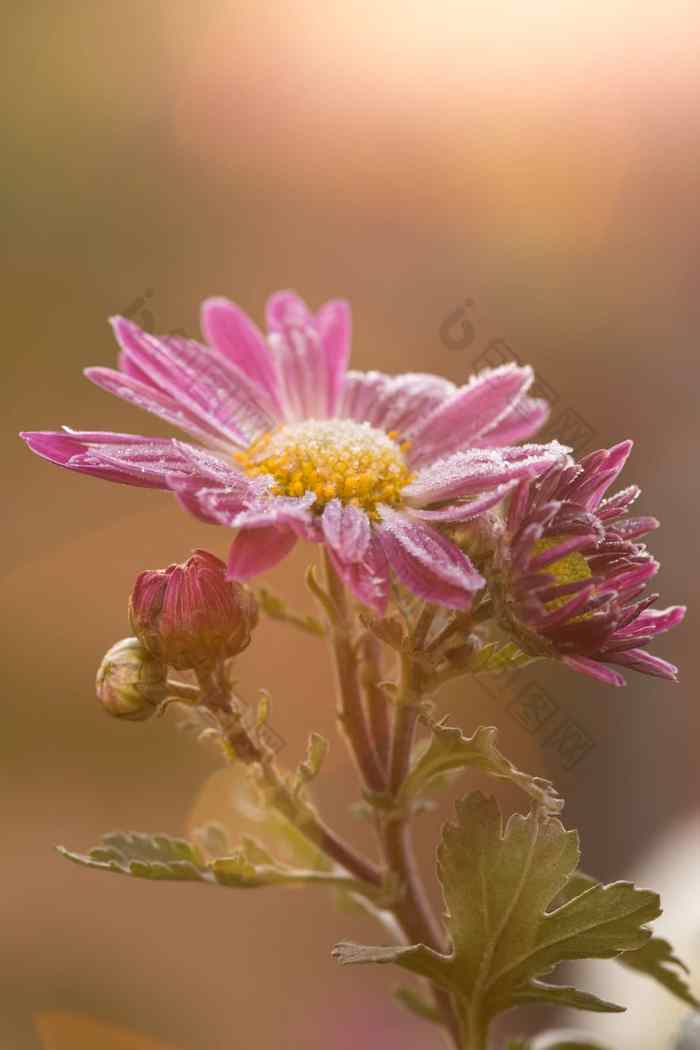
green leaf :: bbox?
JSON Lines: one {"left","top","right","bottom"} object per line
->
{"left": 333, "top": 792, "right": 660, "bottom": 1038}
{"left": 468, "top": 641, "right": 531, "bottom": 674}
{"left": 557, "top": 872, "right": 698, "bottom": 1009}
{"left": 511, "top": 981, "right": 623, "bottom": 1012}
{"left": 617, "top": 934, "right": 698, "bottom": 1008}
{"left": 58, "top": 832, "right": 208, "bottom": 882}
{"left": 400, "top": 719, "right": 563, "bottom": 816}
{"left": 59, "top": 828, "right": 370, "bottom": 893}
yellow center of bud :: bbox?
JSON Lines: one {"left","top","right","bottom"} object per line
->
{"left": 533, "top": 535, "right": 593, "bottom": 615}
{"left": 235, "top": 419, "right": 412, "bottom": 515}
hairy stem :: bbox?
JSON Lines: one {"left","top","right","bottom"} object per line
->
{"left": 384, "top": 674, "right": 463, "bottom": 1048}
{"left": 321, "top": 552, "right": 387, "bottom": 794}
{"left": 359, "top": 634, "right": 391, "bottom": 774}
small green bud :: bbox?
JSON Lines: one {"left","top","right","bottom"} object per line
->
{"left": 96, "top": 637, "right": 168, "bottom": 721}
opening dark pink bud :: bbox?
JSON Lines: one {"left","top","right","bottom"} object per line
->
{"left": 129, "top": 549, "right": 259, "bottom": 671}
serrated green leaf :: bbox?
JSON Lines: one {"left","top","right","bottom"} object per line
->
{"left": 617, "top": 934, "right": 698, "bottom": 1008}
{"left": 511, "top": 981, "right": 623, "bottom": 1013}
{"left": 61, "top": 827, "right": 376, "bottom": 895}
{"left": 469, "top": 641, "right": 530, "bottom": 674}
{"left": 400, "top": 719, "right": 563, "bottom": 815}
{"left": 58, "top": 832, "right": 208, "bottom": 883}
{"left": 334, "top": 792, "right": 660, "bottom": 1041}
{"left": 557, "top": 871, "right": 698, "bottom": 1009}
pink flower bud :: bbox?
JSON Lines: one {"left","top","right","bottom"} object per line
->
{"left": 129, "top": 549, "right": 258, "bottom": 671}
{"left": 96, "top": 637, "right": 168, "bottom": 720}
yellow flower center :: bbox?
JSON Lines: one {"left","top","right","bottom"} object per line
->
{"left": 533, "top": 535, "right": 592, "bottom": 614}
{"left": 235, "top": 419, "right": 412, "bottom": 515}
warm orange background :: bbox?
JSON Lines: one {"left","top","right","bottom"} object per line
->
{"left": 4, "top": 3, "right": 699, "bottom": 1048}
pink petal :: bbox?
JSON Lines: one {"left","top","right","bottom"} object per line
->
{"left": 376, "top": 507, "right": 484, "bottom": 609}
{"left": 20, "top": 430, "right": 217, "bottom": 489}
{"left": 316, "top": 299, "right": 351, "bottom": 415}
{"left": 266, "top": 291, "right": 350, "bottom": 420}
{"left": 338, "top": 371, "right": 456, "bottom": 437}
{"left": 200, "top": 297, "right": 282, "bottom": 414}
{"left": 607, "top": 648, "right": 679, "bottom": 682}
{"left": 227, "top": 526, "right": 298, "bottom": 580}
{"left": 404, "top": 442, "right": 568, "bottom": 506}
{"left": 562, "top": 655, "right": 627, "bottom": 687}
{"left": 407, "top": 482, "right": 517, "bottom": 523}
{"left": 321, "top": 500, "right": 371, "bottom": 562}
{"left": 471, "top": 396, "right": 549, "bottom": 448}
{"left": 328, "top": 536, "right": 390, "bottom": 615}
{"left": 168, "top": 475, "right": 259, "bottom": 525}
{"left": 86, "top": 365, "right": 238, "bottom": 452}
{"left": 109, "top": 318, "right": 274, "bottom": 445}
{"left": 575, "top": 440, "right": 633, "bottom": 510}
{"left": 231, "top": 491, "right": 317, "bottom": 535}
{"left": 409, "top": 364, "right": 534, "bottom": 466}
{"left": 627, "top": 605, "right": 686, "bottom": 636}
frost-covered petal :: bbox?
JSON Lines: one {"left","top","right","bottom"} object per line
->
{"left": 20, "top": 430, "right": 220, "bottom": 489}
{"left": 321, "top": 499, "right": 371, "bottom": 563}
{"left": 404, "top": 443, "right": 568, "bottom": 506}
{"left": 408, "top": 483, "right": 517, "bottom": 523}
{"left": 200, "top": 298, "right": 281, "bottom": 413}
{"left": 231, "top": 491, "right": 317, "bottom": 535}
{"left": 376, "top": 506, "right": 484, "bottom": 609}
{"left": 471, "top": 396, "right": 549, "bottom": 448}
{"left": 316, "top": 299, "right": 351, "bottom": 415}
{"left": 338, "top": 370, "right": 456, "bottom": 438}
{"left": 227, "top": 526, "right": 298, "bottom": 580}
{"left": 168, "top": 476, "right": 259, "bottom": 525}
{"left": 266, "top": 291, "right": 350, "bottom": 420}
{"left": 86, "top": 365, "right": 238, "bottom": 452}
{"left": 409, "top": 364, "right": 534, "bottom": 466}
{"left": 327, "top": 536, "right": 390, "bottom": 614}
{"left": 109, "top": 318, "right": 275, "bottom": 445}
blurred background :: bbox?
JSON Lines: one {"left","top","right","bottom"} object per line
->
{"left": 3, "top": 1, "right": 699, "bottom": 1047}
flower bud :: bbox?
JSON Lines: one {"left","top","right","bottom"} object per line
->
{"left": 129, "top": 549, "right": 258, "bottom": 671}
{"left": 96, "top": 637, "right": 168, "bottom": 720}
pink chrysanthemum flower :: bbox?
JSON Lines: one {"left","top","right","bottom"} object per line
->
{"left": 488, "top": 441, "right": 685, "bottom": 686}
{"left": 22, "top": 291, "right": 567, "bottom": 613}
